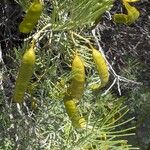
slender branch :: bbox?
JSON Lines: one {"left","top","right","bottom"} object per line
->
{"left": 33, "top": 24, "right": 51, "bottom": 41}
{"left": 102, "top": 78, "right": 117, "bottom": 96}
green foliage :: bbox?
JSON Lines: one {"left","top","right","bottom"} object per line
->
{"left": 0, "top": 87, "right": 138, "bottom": 150}
{"left": 1, "top": 46, "right": 139, "bottom": 149}
{"left": 0, "top": 0, "right": 143, "bottom": 149}
{"left": 31, "top": 0, "right": 114, "bottom": 31}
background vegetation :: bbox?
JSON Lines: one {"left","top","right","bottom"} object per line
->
{"left": 0, "top": 0, "right": 149, "bottom": 149}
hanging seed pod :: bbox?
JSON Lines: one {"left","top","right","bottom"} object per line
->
{"left": 68, "top": 54, "right": 85, "bottom": 99}
{"left": 113, "top": 0, "right": 140, "bottom": 25}
{"left": 92, "top": 48, "right": 109, "bottom": 88}
{"left": 63, "top": 95, "right": 86, "bottom": 128}
{"left": 13, "top": 42, "right": 36, "bottom": 103}
{"left": 19, "top": 0, "right": 43, "bottom": 33}
{"left": 123, "top": 1, "right": 140, "bottom": 25}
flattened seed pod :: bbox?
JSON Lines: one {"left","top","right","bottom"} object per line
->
{"left": 13, "top": 43, "right": 36, "bottom": 103}
{"left": 68, "top": 54, "right": 85, "bottom": 99}
{"left": 123, "top": 1, "right": 140, "bottom": 25}
{"left": 123, "top": 0, "right": 139, "bottom": 3}
{"left": 63, "top": 95, "right": 86, "bottom": 128}
{"left": 19, "top": 0, "right": 43, "bottom": 33}
{"left": 113, "top": 13, "right": 128, "bottom": 24}
{"left": 92, "top": 48, "right": 109, "bottom": 88}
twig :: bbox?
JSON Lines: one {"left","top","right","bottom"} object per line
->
{"left": 11, "top": 24, "right": 51, "bottom": 44}
{"left": 33, "top": 24, "right": 51, "bottom": 41}
{"left": 102, "top": 78, "right": 117, "bottom": 96}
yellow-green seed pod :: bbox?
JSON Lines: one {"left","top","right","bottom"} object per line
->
{"left": 13, "top": 43, "right": 36, "bottom": 103}
{"left": 63, "top": 95, "right": 86, "bottom": 128}
{"left": 92, "top": 48, "right": 109, "bottom": 88}
{"left": 68, "top": 54, "right": 85, "bottom": 99}
{"left": 123, "top": 0, "right": 139, "bottom": 3}
{"left": 113, "top": 0, "right": 140, "bottom": 25}
{"left": 113, "top": 13, "right": 128, "bottom": 24}
{"left": 123, "top": 1, "right": 140, "bottom": 25}
{"left": 19, "top": 0, "right": 43, "bottom": 33}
